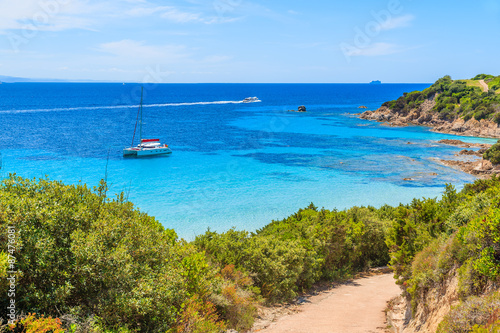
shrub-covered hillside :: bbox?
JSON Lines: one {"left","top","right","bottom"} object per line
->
{"left": 0, "top": 175, "right": 391, "bottom": 332}
{"left": 386, "top": 176, "right": 500, "bottom": 331}
{"left": 483, "top": 140, "right": 500, "bottom": 165}
{"left": 382, "top": 75, "right": 500, "bottom": 123}
{"left": 2, "top": 174, "right": 500, "bottom": 332}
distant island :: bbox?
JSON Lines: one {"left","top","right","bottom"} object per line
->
{"left": 0, "top": 75, "right": 112, "bottom": 83}
{"left": 370, "top": 80, "right": 382, "bottom": 84}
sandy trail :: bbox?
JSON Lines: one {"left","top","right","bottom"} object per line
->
{"left": 257, "top": 273, "right": 400, "bottom": 333}
{"left": 479, "top": 79, "right": 489, "bottom": 92}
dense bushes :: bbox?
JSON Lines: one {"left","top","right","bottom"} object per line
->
{"left": 437, "top": 292, "right": 500, "bottom": 333}
{"left": 473, "top": 74, "right": 496, "bottom": 80}
{"left": 195, "top": 205, "right": 391, "bottom": 303}
{"left": 484, "top": 140, "right": 500, "bottom": 165}
{"left": 385, "top": 185, "right": 461, "bottom": 285}
{"left": 0, "top": 175, "right": 392, "bottom": 332}
{"left": 3, "top": 173, "right": 500, "bottom": 331}
{"left": 384, "top": 175, "right": 500, "bottom": 328}
{"left": 0, "top": 175, "right": 244, "bottom": 332}
{"left": 382, "top": 74, "right": 500, "bottom": 123}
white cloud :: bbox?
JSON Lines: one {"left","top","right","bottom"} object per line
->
{"left": 378, "top": 14, "right": 414, "bottom": 31}
{"left": 97, "top": 39, "right": 190, "bottom": 62}
{"left": 344, "top": 42, "right": 401, "bottom": 57}
{"left": 124, "top": 5, "right": 170, "bottom": 17}
{"left": 0, "top": 0, "right": 101, "bottom": 32}
{"left": 160, "top": 8, "right": 203, "bottom": 23}
{"left": 122, "top": 3, "right": 240, "bottom": 24}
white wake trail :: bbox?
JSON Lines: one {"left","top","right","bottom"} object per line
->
{"left": 0, "top": 99, "right": 261, "bottom": 114}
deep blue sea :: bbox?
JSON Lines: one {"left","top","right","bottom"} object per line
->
{"left": 0, "top": 83, "right": 495, "bottom": 239}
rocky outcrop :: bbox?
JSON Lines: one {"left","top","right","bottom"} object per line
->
{"left": 359, "top": 97, "right": 500, "bottom": 138}
{"left": 387, "top": 271, "right": 460, "bottom": 333}
{"left": 288, "top": 106, "right": 307, "bottom": 113}
{"left": 438, "top": 158, "right": 499, "bottom": 178}
{"left": 435, "top": 139, "right": 499, "bottom": 178}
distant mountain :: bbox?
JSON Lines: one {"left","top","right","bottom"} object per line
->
{"left": 0, "top": 75, "right": 109, "bottom": 83}
{"left": 370, "top": 80, "right": 382, "bottom": 84}
{"left": 0, "top": 75, "right": 34, "bottom": 83}
{"left": 0, "top": 75, "right": 72, "bottom": 83}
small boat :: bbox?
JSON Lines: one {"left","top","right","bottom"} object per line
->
{"left": 123, "top": 138, "right": 171, "bottom": 157}
{"left": 242, "top": 97, "right": 259, "bottom": 103}
{"left": 123, "top": 87, "right": 172, "bottom": 157}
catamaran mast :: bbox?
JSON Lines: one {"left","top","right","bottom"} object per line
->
{"left": 130, "top": 86, "right": 144, "bottom": 148}
{"left": 139, "top": 86, "right": 143, "bottom": 143}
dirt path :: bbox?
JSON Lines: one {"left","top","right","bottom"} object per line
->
{"left": 479, "top": 79, "right": 489, "bottom": 92}
{"left": 255, "top": 273, "right": 400, "bottom": 333}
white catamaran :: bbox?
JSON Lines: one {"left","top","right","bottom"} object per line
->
{"left": 123, "top": 88, "right": 172, "bottom": 157}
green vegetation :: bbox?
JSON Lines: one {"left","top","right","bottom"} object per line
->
{"left": 472, "top": 74, "right": 496, "bottom": 80}
{"left": 3, "top": 172, "right": 500, "bottom": 332}
{"left": 385, "top": 175, "right": 500, "bottom": 331}
{"left": 0, "top": 175, "right": 390, "bottom": 332}
{"left": 488, "top": 76, "right": 500, "bottom": 94}
{"left": 484, "top": 140, "right": 500, "bottom": 165}
{"left": 382, "top": 75, "right": 500, "bottom": 123}
{"left": 195, "top": 205, "right": 390, "bottom": 302}
{"left": 0, "top": 176, "right": 250, "bottom": 332}
{"left": 437, "top": 292, "right": 500, "bottom": 332}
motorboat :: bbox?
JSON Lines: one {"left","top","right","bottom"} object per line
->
{"left": 242, "top": 97, "right": 260, "bottom": 103}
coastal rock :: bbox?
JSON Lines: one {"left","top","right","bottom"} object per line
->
{"left": 417, "top": 113, "right": 432, "bottom": 123}
{"left": 407, "top": 110, "right": 420, "bottom": 121}
{"left": 437, "top": 139, "right": 491, "bottom": 149}
{"left": 439, "top": 158, "right": 499, "bottom": 178}
{"left": 459, "top": 149, "right": 478, "bottom": 156}
{"left": 358, "top": 105, "right": 368, "bottom": 109}
{"left": 359, "top": 95, "right": 500, "bottom": 138}
{"left": 298, "top": 105, "right": 306, "bottom": 112}
{"left": 360, "top": 110, "right": 373, "bottom": 118}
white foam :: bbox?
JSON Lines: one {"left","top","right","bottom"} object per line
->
{"left": 0, "top": 99, "right": 261, "bottom": 114}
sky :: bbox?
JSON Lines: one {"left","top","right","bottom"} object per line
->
{"left": 0, "top": 0, "right": 499, "bottom": 83}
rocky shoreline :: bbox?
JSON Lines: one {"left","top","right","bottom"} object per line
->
{"left": 435, "top": 139, "right": 499, "bottom": 178}
{"left": 359, "top": 97, "right": 500, "bottom": 138}
{"left": 357, "top": 99, "right": 500, "bottom": 178}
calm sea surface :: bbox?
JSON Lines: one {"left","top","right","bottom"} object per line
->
{"left": 0, "top": 83, "right": 494, "bottom": 239}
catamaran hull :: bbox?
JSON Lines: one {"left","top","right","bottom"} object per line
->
{"left": 123, "top": 147, "right": 172, "bottom": 157}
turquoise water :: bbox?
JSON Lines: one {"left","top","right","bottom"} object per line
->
{"left": 0, "top": 83, "right": 494, "bottom": 239}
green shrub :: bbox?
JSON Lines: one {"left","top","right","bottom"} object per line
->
{"left": 458, "top": 197, "right": 500, "bottom": 281}
{"left": 437, "top": 292, "right": 500, "bottom": 333}
{"left": 484, "top": 141, "right": 500, "bottom": 165}
{"left": 493, "top": 113, "right": 500, "bottom": 124}
{"left": 473, "top": 74, "right": 495, "bottom": 80}
{"left": 381, "top": 75, "right": 500, "bottom": 122}
{"left": 0, "top": 175, "right": 243, "bottom": 332}
{"left": 195, "top": 205, "right": 391, "bottom": 303}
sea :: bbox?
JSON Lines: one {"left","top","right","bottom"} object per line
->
{"left": 0, "top": 83, "right": 496, "bottom": 239}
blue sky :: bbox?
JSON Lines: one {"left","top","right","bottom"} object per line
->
{"left": 0, "top": 0, "right": 499, "bottom": 83}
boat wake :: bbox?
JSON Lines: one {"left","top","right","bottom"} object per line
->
{"left": 0, "top": 98, "right": 261, "bottom": 114}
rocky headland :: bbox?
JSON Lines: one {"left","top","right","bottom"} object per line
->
{"left": 358, "top": 83, "right": 500, "bottom": 178}
{"left": 430, "top": 139, "right": 500, "bottom": 178}
{"left": 358, "top": 97, "right": 500, "bottom": 177}
{"left": 359, "top": 97, "right": 500, "bottom": 138}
